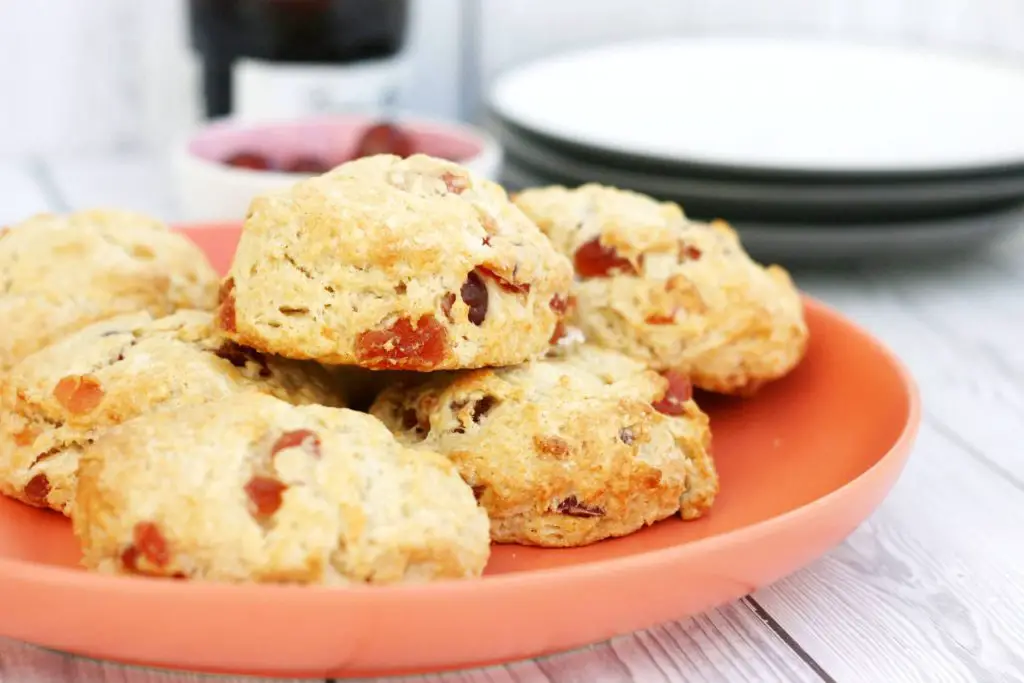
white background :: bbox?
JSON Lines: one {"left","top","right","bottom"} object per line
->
{"left": 0, "top": 0, "right": 1022, "bottom": 157}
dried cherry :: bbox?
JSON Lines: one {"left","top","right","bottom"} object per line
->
{"left": 460, "top": 270, "right": 489, "bottom": 325}
{"left": 574, "top": 238, "right": 637, "bottom": 278}
{"left": 651, "top": 370, "right": 693, "bottom": 416}
{"left": 680, "top": 243, "right": 703, "bottom": 260}
{"left": 271, "top": 429, "right": 321, "bottom": 458}
{"left": 134, "top": 522, "right": 170, "bottom": 567}
{"left": 53, "top": 375, "right": 104, "bottom": 414}
{"left": 245, "top": 476, "right": 287, "bottom": 519}
{"left": 23, "top": 473, "right": 50, "bottom": 505}
{"left": 355, "top": 315, "right": 448, "bottom": 370}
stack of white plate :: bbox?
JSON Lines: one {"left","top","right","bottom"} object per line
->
{"left": 488, "top": 38, "right": 1024, "bottom": 262}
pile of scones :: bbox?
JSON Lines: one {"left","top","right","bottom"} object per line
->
{"left": 0, "top": 154, "right": 808, "bottom": 584}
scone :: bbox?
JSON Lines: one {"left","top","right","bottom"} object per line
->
{"left": 371, "top": 344, "right": 718, "bottom": 548}
{"left": 74, "top": 393, "right": 490, "bottom": 584}
{"left": 0, "top": 209, "right": 219, "bottom": 371}
{"left": 513, "top": 184, "right": 808, "bottom": 395}
{"left": 217, "top": 153, "right": 573, "bottom": 370}
{"left": 0, "top": 310, "right": 345, "bottom": 516}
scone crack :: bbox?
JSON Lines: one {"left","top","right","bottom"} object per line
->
{"left": 450, "top": 394, "right": 498, "bottom": 433}
{"left": 213, "top": 340, "right": 273, "bottom": 378}
{"left": 283, "top": 252, "right": 316, "bottom": 281}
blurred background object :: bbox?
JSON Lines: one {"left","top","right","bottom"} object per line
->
{"left": 0, "top": 0, "right": 1023, "bottom": 262}
{"left": 2, "top": 0, "right": 1023, "bottom": 156}
{"left": 186, "top": 0, "right": 411, "bottom": 120}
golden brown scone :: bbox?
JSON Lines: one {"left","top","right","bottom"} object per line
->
{"left": 513, "top": 184, "right": 808, "bottom": 395}
{"left": 218, "top": 153, "right": 573, "bottom": 370}
{"left": 0, "top": 209, "right": 219, "bottom": 372}
{"left": 371, "top": 344, "right": 717, "bottom": 548}
{"left": 74, "top": 393, "right": 490, "bottom": 584}
{"left": 0, "top": 310, "right": 345, "bottom": 516}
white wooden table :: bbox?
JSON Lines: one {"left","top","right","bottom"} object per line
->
{"left": 1, "top": 155, "right": 1023, "bottom": 683}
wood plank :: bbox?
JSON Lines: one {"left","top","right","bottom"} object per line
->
{"left": 0, "top": 637, "right": 309, "bottom": 683}
{"left": 345, "top": 602, "right": 824, "bottom": 683}
{"left": 0, "top": 601, "right": 824, "bottom": 683}
{"left": 752, "top": 423, "right": 1024, "bottom": 682}
{"left": 801, "top": 265, "right": 1024, "bottom": 488}
{"left": 756, "top": 267, "right": 1024, "bottom": 681}
{"left": 0, "top": 163, "right": 53, "bottom": 224}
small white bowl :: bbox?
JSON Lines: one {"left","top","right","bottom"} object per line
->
{"left": 171, "top": 114, "right": 504, "bottom": 222}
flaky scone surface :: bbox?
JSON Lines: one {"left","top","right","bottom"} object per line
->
{"left": 73, "top": 393, "right": 490, "bottom": 584}
{"left": 0, "top": 310, "right": 345, "bottom": 516}
{"left": 513, "top": 184, "right": 808, "bottom": 395}
{"left": 219, "top": 154, "right": 573, "bottom": 370}
{"left": 0, "top": 209, "right": 219, "bottom": 371}
{"left": 371, "top": 344, "right": 717, "bottom": 547}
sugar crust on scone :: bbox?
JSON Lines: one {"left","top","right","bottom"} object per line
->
{"left": 218, "top": 154, "right": 573, "bottom": 370}
{"left": 513, "top": 184, "right": 808, "bottom": 395}
{"left": 371, "top": 344, "right": 718, "bottom": 547}
{"left": 73, "top": 393, "right": 490, "bottom": 584}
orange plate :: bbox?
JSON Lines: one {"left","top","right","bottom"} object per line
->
{"left": 0, "top": 224, "right": 920, "bottom": 679}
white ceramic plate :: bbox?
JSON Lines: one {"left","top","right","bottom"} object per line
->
{"left": 489, "top": 38, "right": 1024, "bottom": 175}
{"left": 494, "top": 120, "right": 1024, "bottom": 215}
{"left": 499, "top": 162, "right": 1024, "bottom": 263}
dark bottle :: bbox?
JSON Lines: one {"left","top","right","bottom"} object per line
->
{"left": 187, "top": 0, "right": 411, "bottom": 119}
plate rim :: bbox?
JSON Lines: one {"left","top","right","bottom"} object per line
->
{"left": 488, "top": 36, "right": 1024, "bottom": 178}
{"left": 493, "top": 117, "right": 1024, "bottom": 204}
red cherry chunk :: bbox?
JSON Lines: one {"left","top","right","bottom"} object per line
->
{"left": 134, "top": 522, "right": 170, "bottom": 567}
{"left": 645, "top": 312, "right": 676, "bottom": 325}
{"left": 680, "top": 243, "right": 703, "bottom": 260}
{"left": 245, "top": 476, "right": 287, "bottom": 519}
{"left": 651, "top": 370, "right": 693, "bottom": 416}
{"left": 271, "top": 429, "right": 321, "bottom": 458}
{"left": 355, "top": 315, "right": 449, "bottom": 370}
{"left": 549, "top": 294, "right": 570, "bottom": 315}
{"left": 574, "top": 238, "right": 637, "bottom": 278}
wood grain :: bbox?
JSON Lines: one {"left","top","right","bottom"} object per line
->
{"left": 767, "top": 257, "right": 1024, "bottom": 683}
{"left": 0, "top": 602, "right": 824, "bottom": 683}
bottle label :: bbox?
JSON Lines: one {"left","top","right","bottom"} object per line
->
{"left": 232, "top": 56, "right": 410, "bottom": 120}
